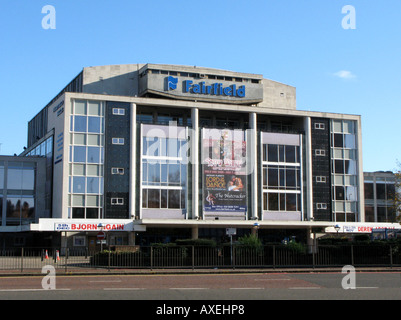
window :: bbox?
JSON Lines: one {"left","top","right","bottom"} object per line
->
{"left": 111, "top": 198, "right": 124, "bottom": 205}
{"left": 316, "top": 176, "right": 326, "bottom": 183}
{"left": 262, "top": 141, "right": 302, "bottom": 212}
{"left": 317, "top": 203, "right": 327, "bottom": 210}
{"left": 112, "top": 138, "right": 125, "bottom": 145}
{"left": 112, "top": 168, "right": 124, "bottom": 175}
{"left": 315, "top": 123, "right": 325, "bottom": 130}
{"left": 112, "top": 108, "right": 125, "bottom": 115}
{"left": 315, "top": 149, "right": 326, "bottom": 156}
{"left": 141, "top": 125, "right": 188, "bottom": 211}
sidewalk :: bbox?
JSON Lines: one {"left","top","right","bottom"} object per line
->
{"left": 1, "top": 266, "right": 401, "bottom": 277}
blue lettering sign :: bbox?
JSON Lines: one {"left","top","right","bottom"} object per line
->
{"left": 167, "top": 77, "right": 245, "bottom": 98}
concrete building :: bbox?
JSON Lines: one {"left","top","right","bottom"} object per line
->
{"left": 2, "top": 63, "right": 400, "bottom": 248}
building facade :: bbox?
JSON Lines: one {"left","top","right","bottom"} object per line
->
{"left": 3, "top": 63, "right": 399, "bottom": 248}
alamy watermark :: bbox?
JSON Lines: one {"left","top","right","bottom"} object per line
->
{"left": 42, "top": 5, "right": 56, "bottom": 30}
{"left": 41, "top": 265, "right": 56, "bottom": 290}
{"left": 342, "top": 5, "right": 356, "bottom": 30}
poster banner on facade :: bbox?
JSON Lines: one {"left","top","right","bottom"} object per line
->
{"left": 201, "top": 128, "right": 247, "bottom": 214}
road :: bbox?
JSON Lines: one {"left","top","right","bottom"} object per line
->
{"left": 0, "top": 271, "right": 400, "bottom": 301}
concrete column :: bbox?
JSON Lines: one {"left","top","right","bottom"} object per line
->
{"left": 304, "top": 117, "right": 313, "bottom": 221}
{"left": 130, "top": 103, "right": 137, "bottom": 220}
{"left": 191, "top": 225, "right": 199, "bottom": 240}
{"left": 249, "top": 112, "right": 258, "bottom": 220}
{"left": 128, "top": 231, "right": 135, "bottom": 245}
{"left": 191, "top": 108, "right": 199, "bottom": 220}
{"left": 356, "top": 118, "right": 365, "bottom": 222}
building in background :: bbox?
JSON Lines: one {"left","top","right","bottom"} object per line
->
{"left": 1, "top": 63, "right": 400, "bottom": 248}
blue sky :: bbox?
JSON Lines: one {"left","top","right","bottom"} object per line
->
{"left": 0, "top": 0, "right": 400, "bottom": 172}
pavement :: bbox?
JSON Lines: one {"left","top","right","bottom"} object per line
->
{"left": 1, "top": 266, "right": 401, "bottom": 277}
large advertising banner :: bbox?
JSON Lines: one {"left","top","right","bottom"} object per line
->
{"left": 202, "top": 129, "right": 247, "bottom": 215}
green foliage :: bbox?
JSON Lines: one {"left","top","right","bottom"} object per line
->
{"left": 175, "top": 239, "right": 217, "bottom": 247}
{"left": 237, "top": 234, "right": 262, "bottom": 248}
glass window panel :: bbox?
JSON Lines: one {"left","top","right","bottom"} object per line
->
{"left": 72, "top": 207, "right": 85, "bottom": 218}
{"left": 346, "top": 186, "right": 357, "bottom": 201}
{"left": 74, "top": 134, "right": 86, "bottom": 145}
{"left": 142, "top": 161, "right": 148, "bottom": 183}
{"left": 365, "top": 206, "right": 374, "bottom": 222}
{"left": 142, "top": 189, "right": 148, "bottom": 208}
{"left": 285, "top": 146, "right": 296, "bottom": 163}
{"left": 22, "top": 169, "right": 35, "bottom": 190}
{"left": 142, "top": 137, "right": 148, "bottom": 156}
{"left": 88, "top": 101, "right": 100, "bottom": 116}
{"left": 87, "top": 147, "right": 100, "bottom": 163}
{"left": 160, "top": 138, "right": 167, "bottom": 157}
{"left": 279, "top": 193, "right": 285, "bottom": 211}
{"left": 148, "top": 189, "right": 160, "bottom": 208}
{"left": 286, "top": 194, "right": 297, "bottom": 211}
{"left": 74, "top": 116, "right": 87, "bottom": 132}
{"left": 87, "top": 177, "right": 99, "bottom": 194}
{"left": 161, "top": 163, "right": 168, "bottom": 184}
{"left": 168, "top": 138, "right": 179, "bottom": 158}
{"left": 333, "top": 149, "right": 343, "bottom": 159}
{"left": 88, "top": 117, "right": 101, "bottom": 133}
{"left": 86, "top": 195, "right": 98, "bottom": 207}
{"left": 377, "top": 207, "right": 386, "bottom": 222}
{"left": 335, "top": 201, "right": 345, "bottom": 212}
{"left": 74, "top": 101, "right": 86, "bottom": 115}
{"left": 181, "top": 190, "right": 186, "bottom": 209}
{"left": 147, "top": 137, "right": 160, "bottom": 157}
{"left": 334, "top": 175, "right": 344, "bottom": 185}
{"left": 335, "top": 186, "right": 345, "bottom": 200}
{"left": 344, "top": 134, "right": 355, "bottom": 149}
{"left": 181, "top": 164, "right": 187, "bottom": 186}
{"left": 344, "top": 160, "right": 356, "bottom": 175}
{"left": 268, "top": 167, "right": 278, "bottom": 187}
{"left": 364, "top": 183, "right": 374, "bottom": 199}
{"left": 376, "top": 184, "right": 386, "bottom": 200}
{"left": 7, "top": 169, "right": 22, "bottom": 189}
{"left": 168, "top": 190, "right": 180, "bottom": 209}
{"left": 286, "top": 168, "right": 296, "bottom": 187}
{"left": 168, "top": 163, "right": 180, "bottom": 184}
{"left": 0, "top": 197, "right": 2, "bottom": 219}
{"left": 87, "top": 164, "right": 99, "bottom": 176}
{"left": 87, "top": 134, "right": 100, "bottom": 146}
{"left": 279, "top": 168, "right": 285, "bottom": 187}
{"left": 268, "top": 145, "right": 278, "bottom": 162}
{"left": 6, "top": 196, "right": 20, "bottom": 218}
{"left": 334, "top": 134, "right": 343, "bottom": 148}
{"left": 161, "top": 190, "right": 167, "bottom": 208}
{"left": 20, "top": 197, "right": 34, "bottom": 218}
{"left": 279, "top": 145, "right": 285, "bottom": 162}
{"left": 73, "top": 146, "right": 86, "bottom": 163}
{"left": 148, "top": 163, "right": 160, "bottom": 184}
{"left": 343, "top": 149, "right": 355, "bottom": 160}
{"left": 86, "top": 208, "right": 98, "bottom": 219}
{"left": 334, "top": 160, "right": 344, "bottom": 174}
{"left": 343, "top": 121, "right": 354, "bottom": 134}
{"left": 73, "top": 164, "right": 85, "bottom": 176}
{"left": 268, "top": 193, "right": 279, "bottom": 211}
{"left": 333, "top": 120, "right": 342, "bottom": 133}
{"left": 344, "top": 175, "right": 356, "bottom": 186}
{"left": 73, "top": 176, "right": 86, "bottom": 193}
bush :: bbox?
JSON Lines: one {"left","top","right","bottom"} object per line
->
{"left": 175, "top": 239, "right": 217, "bottom": 247}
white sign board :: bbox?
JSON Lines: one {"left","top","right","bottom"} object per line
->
{"left": 226, "top": 228, "right": 237, "bottom": 236}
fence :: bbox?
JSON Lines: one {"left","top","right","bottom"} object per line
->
{"left": 1, "top": 244, "right": 400, "bottom": 272}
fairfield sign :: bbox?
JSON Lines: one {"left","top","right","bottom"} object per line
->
{"left": 167, "top": 76, "right": 246, "bottom": 98}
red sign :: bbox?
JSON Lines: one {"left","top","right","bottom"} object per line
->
{"left": 97, "top": 232, "right": 105, "bottom": 240}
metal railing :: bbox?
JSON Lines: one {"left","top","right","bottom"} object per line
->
{"left": 1, "top": 244, "right": 400, "bottom": 272}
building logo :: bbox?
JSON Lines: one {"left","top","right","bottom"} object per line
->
{"left": 167, "top": 76, "right": 178, "bottom": 91}
{"left": 164, "top": 77, "right": 246, "bottom": 98}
